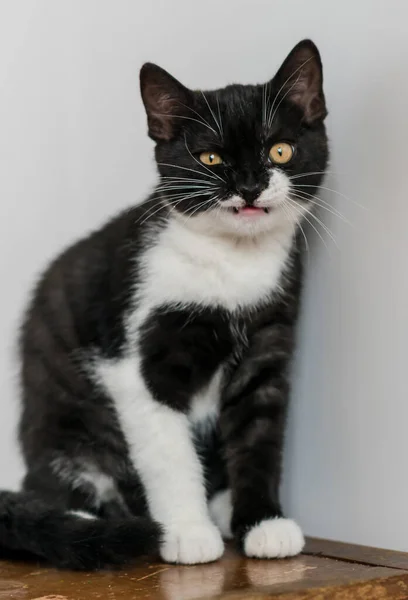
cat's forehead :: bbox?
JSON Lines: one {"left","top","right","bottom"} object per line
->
{"left": 190, "top": 84, "right": 269, "bottom": 149}
{"left": 195, "top": 85, "right": 261, "bottom": 124}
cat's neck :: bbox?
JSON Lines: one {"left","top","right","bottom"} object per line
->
{"left": 137, "top": 212, "right": 296, "bottom": 313}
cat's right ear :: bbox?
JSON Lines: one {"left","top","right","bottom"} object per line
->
{"left": 140, "top": 63, "right": 191, "bottom": 142}
{"left": 272, "top": 39, "right": 327, "bottom": 124}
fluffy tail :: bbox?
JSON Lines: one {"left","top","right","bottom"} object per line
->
{"left": 0, "top": 490, "right": 161, "bottom": 570}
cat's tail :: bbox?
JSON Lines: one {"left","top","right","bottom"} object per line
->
{"left": 0, "top": 490, "right": 162, "bottom": 570}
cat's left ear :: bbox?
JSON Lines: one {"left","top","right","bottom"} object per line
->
{"left": 273, "top": 39, "right": 327, "bottom": 124}
{"left": 140, "top": 63, "right": 192, "bottom": 141}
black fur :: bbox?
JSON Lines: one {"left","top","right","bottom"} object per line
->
{"left": 0, "top": 39, "right": 328, "bottom": 569}
{"left": 0, "top": 491, "right": 160, "bottom": 569}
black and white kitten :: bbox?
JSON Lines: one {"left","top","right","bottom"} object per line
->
{"left": 0, "top": 39, "right": 328, "bottom": 569}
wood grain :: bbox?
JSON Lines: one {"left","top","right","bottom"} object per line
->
{"left": 304, "top": 536, "right": 408, "bottom": 570}
{"left": 0, "top": 539, "right": 407, "bottom": 599}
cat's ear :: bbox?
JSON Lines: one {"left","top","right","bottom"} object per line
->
{"left": 273, "top": 39, "right": 327, "bottom": 124}
{"left": 140, "top": 63, "right": 191, "bottom": 141}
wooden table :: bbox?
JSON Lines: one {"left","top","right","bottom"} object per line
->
{"left": 1, "top": 537, "right": 408, "bottom": 599}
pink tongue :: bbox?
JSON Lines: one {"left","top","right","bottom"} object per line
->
{"left": 239, "top": 206, "right": 262, "bottom": 214}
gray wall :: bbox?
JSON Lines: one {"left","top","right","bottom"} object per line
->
{"left": 0, "top": 1, "right": 406, "bottom": 550}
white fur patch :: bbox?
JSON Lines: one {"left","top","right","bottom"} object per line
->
{"left": 78, "top": 471, "right": 117, "bottom": 501}
{"left": 208, "top": 489, "right": 233, "bottom": 540}
{"left": 244, "top": 518, "right": 305, "bottom": 559}
{"left": 51, "top": 458, "right": 118, "bottom": 508}
{"left": 189, "top": 368, "right": 223, "bottom": 432}
{"left": 131, "top": 216, "right": 293, "bottom": 320}
{"left": 161, "top": 521, "right": 224, "bottom": 564}
{"left": 256, "top": 169, "right": 292, "bottom": 208}
{"left": 67, "top": 510, "right": 97, "bottom": 520}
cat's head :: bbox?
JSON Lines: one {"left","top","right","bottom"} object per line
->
{"left": 140, "top": 39, "right": 329, "bottom": 238}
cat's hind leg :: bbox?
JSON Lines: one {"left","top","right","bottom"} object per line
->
{"left": 23, "top": 455, "right": 131, "bottom": 520}
{"left": 209, "top": 489, "right": 233, "bottom": 540}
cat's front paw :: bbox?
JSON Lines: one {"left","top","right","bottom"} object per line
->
{"left": 161, "top": 521, "right": 224, "bottom": 564}
{"left": 243, "top": 518, "right": 304, "bottom": 559}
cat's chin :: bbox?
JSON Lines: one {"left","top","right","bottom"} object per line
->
{"left": 177, "top": 205, "right": 297, "bottom": 240}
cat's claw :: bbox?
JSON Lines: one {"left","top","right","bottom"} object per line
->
{"left": 160, "top": 521, "right": 224, "bottom": 564}
{"left": 244, "top": 518, "right": 304, "bottom": 559}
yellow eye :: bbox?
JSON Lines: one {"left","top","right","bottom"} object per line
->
{"left": 269, "top": 142, "right": 294, "bottom": 165}
{"left": 199, "top": 151, "right": 223, "bottom": 166}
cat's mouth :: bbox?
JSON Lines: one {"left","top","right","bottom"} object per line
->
{"left": 231, "top": 206, "right": 270, "bottom": 215}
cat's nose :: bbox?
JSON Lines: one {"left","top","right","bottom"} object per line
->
{"left": 236, "top": 182, "right": 264, "bottom": 204}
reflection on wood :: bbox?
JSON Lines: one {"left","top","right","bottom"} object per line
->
{"left": 0, "top": 538, "right": 407, "bottom": 599}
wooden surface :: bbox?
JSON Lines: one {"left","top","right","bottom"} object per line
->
{"left": 1, "top": 538, "right": 408, "bottom": 599}
{"left": 304, "top": 536, "right": 408, "bottom": 570}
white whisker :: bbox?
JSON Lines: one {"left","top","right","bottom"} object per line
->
{"left": 291, "top": 203, "right": 329, "bottom": 250}
{"left": 156, "top": 185, "right": 217, "bottom": 193}
{"left": 281, "top": 201, "right": 303, "bottom": 249}
{"left": 179, "top": 102, "right": 220, "bottom": 137}
{"left": 287, "top": 197, "right": 338, "bottom": 248}
{"left": 201, "top": 91, "right": 223, "bottom": 139}
{"left": 159, "top": 176, "right": 217, "bottom": 184}
{"left": 292, "top": 184, "right": 367, "bottom": 210}
{"left": 289, "top": 191, "right": 351, "bottom": 225}
{"left": 137, "top": 189, "right": 215, "bottom": 226}
{"left": 289, "top": 170, "right": 333, "bottom": 180}
{"left": 268, "top": 71, "right": 301, "bottom": 128}
{"left": 262, "top": 83, "right": 267, "bottom": 128}
{"left": 266, "top": 56, "right": 313, "bottom": 130}
{"left": 284, "top": 201, "right": 310, "bottom": 265}
{"left": 157, "top": 163, "right": 220, "bottom": 181}
{"left": 135, "top": 197, "right": 184, "bottom": 226}
{"left": 296, "top": 218, "right": 310, "bottom": 259}
{"left": 216, "top": 94, "right": 224, "bottom": 138}
{"left": 151, "top": 112, "right": 218, "bottom": 136}
{"left": 180, "top": 195, "right": 219, "bottom": 227}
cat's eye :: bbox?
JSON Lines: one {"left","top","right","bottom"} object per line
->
{"left": 269, "top": 142, "right": 294, "bottom": 165}
{"left": 199, "top": 152, "right": 223, "bottom": 166}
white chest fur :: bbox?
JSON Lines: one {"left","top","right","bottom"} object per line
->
{"left": 134, "top": 217, "right": 293, "bottom": 319}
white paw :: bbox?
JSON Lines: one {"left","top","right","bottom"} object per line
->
{"left": 208, "top": 489, "right": 233, "bottom": 540}
{"left": 244, "top": 518, "right": 304, "bottom": 559}
{"left": 160, "top": 521, "right": 224, "bottom": 564}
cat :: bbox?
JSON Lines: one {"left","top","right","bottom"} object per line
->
{"left": 0, "top": 39, "right": 328, "bottom": 569}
